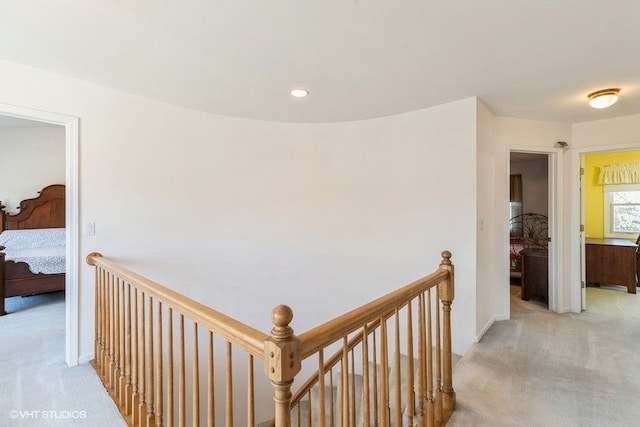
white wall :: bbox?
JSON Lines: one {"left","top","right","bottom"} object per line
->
{"left": 0, "top": 59, "right": 478, "bottom": 365}
{"left": 510, "top": 158, "right": 548, "bottom": 215}
{"left": 478, "top": 115, "right": 571, "bottom": 328}
{"left": 0, "top": 125, "right": 65, "bottom": 213}
{"left": 475, "top": 100, "right": 499, "bottom": 339}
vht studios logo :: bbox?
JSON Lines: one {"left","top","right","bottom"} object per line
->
{"left": 9, "top": 410, "right": 87, "bottom": 419}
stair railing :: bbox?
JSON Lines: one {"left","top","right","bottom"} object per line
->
{"left": 284, "top": 251, "right": 455, "bottom": 427}
{"left": 86, "top": 251, "right": 454, "bottom": 427}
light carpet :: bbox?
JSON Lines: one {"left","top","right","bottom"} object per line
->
{"left": 2, "top": 286, "right": 639, "bottom": 426}
{"left": 448, "top": 285, "right": 640, "bottom": 427}
{"left": 0, "top": 292, "right": 126, "bottom": 427}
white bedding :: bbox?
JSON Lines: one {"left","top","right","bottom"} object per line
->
{"left": 0, "top": 228, "right": 65, "bottom": 274}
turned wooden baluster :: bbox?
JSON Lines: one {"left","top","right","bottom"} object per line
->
{"left": 167, "top": 308, "right": 174, "bottom": 427}
{"left": 179, "top": 315, "right": 186, "bottom": 427}
{"left": 372, "top": 331, "right": 379, "bottom": 427}
{"left": 225, "top": 342, "right": 232, "bottom": 427}
{"left": 108, "top": 271, "right": 115, "bottom": 391}
{"left": 155, "top": 301, "right": 164, "bottom": 426}
{"left": 406, "top": 302, "right": 415, "bottom": 426}
{"left": 193, "top": 323, "right": 200, "bottom": 427}
{"left": 379, "top": 316, "right": 389, "bottom": 427}
{"left": 247, "top": 354, "right": 255, "bottom": 427}
{"left": 340, "top": 338, "right": 348, "bottom": 427}
{"left": 137, "top": 292, "right": 147, "bottom": 425}
{"left": 350, "top": 349, "right": 357, "bottom": 427}
{"left": 117, "top": 277, "right": 126, "bottom": 406}
{"left": 417, "top": 292, "right": 428, "bottom": 426}
{"left": 207, "top": 331, "right": 214, "bottom": 427}
{"left": 393, "top": 310, "right": 401, "bottom": 427}
{"left": 131, "top": 288, "right": 140, "bottom": 425}
{"left": 434, "top": 286, "right": 442, "bottom": 424}
{"left": 146, "top": 296, "right": 156, "bottom": 426}
{"left": 124, "top": 282, "right": 133, "bottom": 417}
{"left": 362, "top": 328, "right": 370, "bottom": 427}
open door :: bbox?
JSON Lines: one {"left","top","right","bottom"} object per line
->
{"left": 580, "top": 156, "right": 586, "bottom": 310}
{"left": 509, "top": 151, "right": 553, "bottom": 309}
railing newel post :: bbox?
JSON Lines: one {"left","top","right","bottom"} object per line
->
{"left": 437, "top": 251, "right": 456, "bottom": 420}
{"left": 264, "top": 305, "right": 301, "bottom": 427}
{"left": 86, "top": 252, "right": 102, "bottom": 266}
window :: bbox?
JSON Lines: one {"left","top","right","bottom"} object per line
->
{"left": 604, "top": 184, "right": 640, "bottom": 238}
{"left": 509, "top": 174, "right": 523, "bottom": 236}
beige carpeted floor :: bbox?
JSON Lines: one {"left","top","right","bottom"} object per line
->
{"left": 2, "top": 286, "right": 639, "bottom": 426}
{"left": 0, "top": 292, "right": 126, "bottom": 427}
{"left": 448, "top": 284, "right": 640, "bottom": 427}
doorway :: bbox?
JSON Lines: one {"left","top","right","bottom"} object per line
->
{"left": 509, "top": 152, "right": 549, "bottom": 309}
{"left": 0, "top": 103, "right": 79, "bottom": 367}
{"left": 577, "top": 147, "right": 640, "bottom": 313}
{"left": 507, "top": 146, "right": 563, "bottom": 317}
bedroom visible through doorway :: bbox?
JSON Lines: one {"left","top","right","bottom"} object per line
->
{"left": 0, "top": 104, "right": 79, "bottom": 367}
{"left": 580, "top": 149, "right": 640, "bottom": 314}
{"left": 509, "top": 151, "right": 550, "bottom": 312}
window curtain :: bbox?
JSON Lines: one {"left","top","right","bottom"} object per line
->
{"left": 510, "top": 174, "right": 523, "bottom": 236}
{"left": 598, "top": 163, "right": 640, "bottom": 185}
{"left": 510, "top": 174, "right": 523, "bottom": 204}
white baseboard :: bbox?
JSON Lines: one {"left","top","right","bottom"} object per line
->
{"left": 78, "top": 352, "right": 95, "bottom": 365}
{"left": 476, "top": 315, "right": 504, "bottom": 342}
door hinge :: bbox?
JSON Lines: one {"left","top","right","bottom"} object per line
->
{"left": 580, "top": 167, "right": 584, "bottom": 175}
{"left": 581, "top": 281, "right": 586, "bottom": 289}
{"left": 580, "top": 224, "right": 585, "bottom": 232}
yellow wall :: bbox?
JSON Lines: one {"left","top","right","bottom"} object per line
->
{"left": 584, "top": 150, "right": 640, "bottom": 237}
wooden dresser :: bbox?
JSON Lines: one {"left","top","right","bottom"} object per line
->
{"left": 520, "top": 247, "right": 548, "bottom": 303}
{"left": 585, "top": 238, "right": 638, "bottom": 294}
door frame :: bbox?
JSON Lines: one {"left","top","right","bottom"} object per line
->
{"left": 0, "top": 103, "right": 80, "bottom": 367}
{"left": 507, "top": 145, "right": 563, "bottom": 315}
{"left": 570, "top": 142, "right": 640, "bottom": 312}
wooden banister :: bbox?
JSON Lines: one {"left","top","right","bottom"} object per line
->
{"left": 87, "top": 250, "right": 455, "bottom": 427}
{"left": 288, "top": 251, "right": 455, "bottom": 427}
{"left": 298, "top": 268, "right": 449, "bottom": 359}
{"left": 87, "top": 253, "right": 267, "bottom": 358}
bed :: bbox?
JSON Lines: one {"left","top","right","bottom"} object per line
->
{"left": 509, "top": 212, "right": 549, "bottom": 276}
{"left": 0, "top": 184, "right": 66, "bottom": 315}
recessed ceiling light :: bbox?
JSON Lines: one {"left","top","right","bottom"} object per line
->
{"left": 587, "top": 88, "right": 620, "bottom": 109}
{"left": 290, "top": 88, "right": 309, "bottom": 98}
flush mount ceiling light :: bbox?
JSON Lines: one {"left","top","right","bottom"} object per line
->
{"left": 587, "top": 88, "right": 620, "bottom": 109}
{"left": 290, "top": 88, "right": 309, "bottom": 98}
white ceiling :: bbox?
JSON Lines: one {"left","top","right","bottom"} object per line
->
{"left": 1, "top": 1, "right": 639, "bottom": 124}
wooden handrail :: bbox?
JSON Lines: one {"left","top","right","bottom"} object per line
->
{"left": 86, "top": 252, "right": 268, "bottom": 359}
{"left": 298, "top": 268, "right": 449, "bottom": 359}
{"left": 285, "top": 251, "right": 455, "bottom": 427}
{"left": 87, "top": 250, "right": 455, "bottom": 427}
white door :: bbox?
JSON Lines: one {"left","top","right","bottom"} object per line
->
{"left": 580, "top": 157, "right": 586, "bottom": 310}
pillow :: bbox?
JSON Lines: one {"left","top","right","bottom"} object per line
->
{"left": 0, "top": 228, "right": 65, "bottom": 250}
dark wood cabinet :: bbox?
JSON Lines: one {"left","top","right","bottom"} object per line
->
{"left": 585, "top": 238, "right": 637, "bottom": 294}
{"left": 520, "top": 248, "right": 548, "bottom": 303}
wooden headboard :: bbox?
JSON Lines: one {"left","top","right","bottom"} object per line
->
{"left": 0, "top": 185, "right": 66, "bottom": 233}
